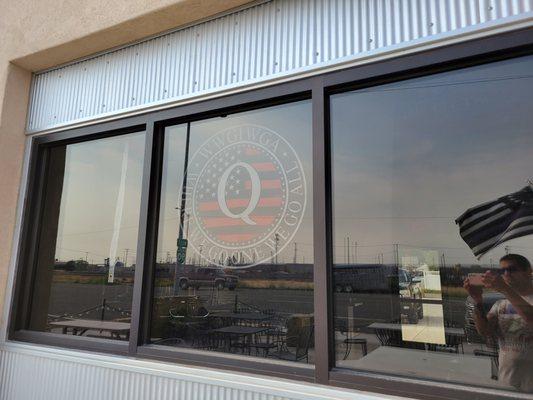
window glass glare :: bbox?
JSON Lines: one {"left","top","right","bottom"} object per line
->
{"left": 331, "top": 55, "right": 533, "bottom": 393}
{"left": 151, "top": 101, "right": 315, "bottom": 365}
{"left": 29, "top": 132, "right": 146, "bottom": 341}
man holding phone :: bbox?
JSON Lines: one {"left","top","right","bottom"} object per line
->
{"left": 464, "top": 254, "right": 533, "bottom": 392}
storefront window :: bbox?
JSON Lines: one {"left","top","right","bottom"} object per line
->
{"left": 150, "top": 101, "right": 314, "bottom": 364}
{"left": 28, "top": 132, "right": 146, "bottom": 340}
{"left": 330, "top": 55, "right": 533, "bottom": 393}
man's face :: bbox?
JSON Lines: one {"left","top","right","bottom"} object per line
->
{"left": 499, "top": 259, "right": 531, "bottom": 287}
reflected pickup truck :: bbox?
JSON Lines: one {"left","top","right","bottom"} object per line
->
{"left": 178, "top": 267, "right": 238, "bottom": 290}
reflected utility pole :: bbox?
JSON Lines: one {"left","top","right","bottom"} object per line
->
{"left": 392, "top": 243, "right": 400, "bottom": 266}
{"left": 344, "top": 237, "right": 349, "bottom": 263}
{"left": 344, "top": 237, "right": 357, "bottom": 264}
{"left": 174, "top": 122, "right": 191, "bottom": 295}
{"left": 124, "top": 248, "right": 129, "bottom": 268}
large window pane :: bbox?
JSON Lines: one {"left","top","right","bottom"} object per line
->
{"left": 151, "top": 101, "right": 314, "bottom": 365}
{"left": 331, "top": 55, "right": 533, "bottom": 393}
{"left": 28, "top": 132, "right": 146, "bottom": 340}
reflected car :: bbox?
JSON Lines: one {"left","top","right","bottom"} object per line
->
{"left": 332, "top": 264, "right": 424, "bottom": 324}
{"left": 332, "top": 264, "right": 394, "bottom": 293}
{"left": 178, "top": 267, "right": 238, "bottom": 290}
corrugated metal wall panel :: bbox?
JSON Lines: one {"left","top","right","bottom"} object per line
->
{"left": 0, "top": 345, "right": 387, "bottom": 400}
{"left": 27, "top": 0, "right": 533, "bottom": 133}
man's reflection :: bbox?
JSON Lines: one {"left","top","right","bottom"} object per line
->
{"left": 464, "top": 254, "right": 533, "bottom": 392}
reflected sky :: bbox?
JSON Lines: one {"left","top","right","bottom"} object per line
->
{"left": 54, "top": 133, "right": 145, "bottom": 265}
{"left": 331, "top": 54, "right": 533, "bottom": 267}
{"left": 52, "top": 55, "right": 533, "bottom": 268}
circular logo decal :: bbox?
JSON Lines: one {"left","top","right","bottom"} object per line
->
{"left": 183, "top": 125, "right": 306, "bottom": 268}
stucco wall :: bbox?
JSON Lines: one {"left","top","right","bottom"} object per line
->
{"left": 0, "top": 0, "right": 253, "bottom": 333}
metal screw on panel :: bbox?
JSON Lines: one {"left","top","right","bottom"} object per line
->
{"left": 232, "top": 72, "right": 236, "bottom": 76}
{"left": 315, "top": 52, "right": 319, "bottom": 56}
{"left": 79, "top": 109, "right": 82, "bottom": 113}
{"left": 102, "top": 104, "right": 106, "bottom": 108}
{"left": 194, "top": 81, "right": 198, "bottom": 85}
{"left": 368, "top": 38, "right": 373, "bottom": 43}
{"left": 197, "top": 33, "right": 200, "bottom": 37}
{"left": 135, "top": 52, "right": 138, "bottom": 56}
{"left": 488, "top": 6, "right": 493, "bottom": 11}
{"left": 274, "top": 62, "right": 278, "bottom": 66}
{"left": 429, "top": 22, "right": 434, "bottom": 27}
{"left": 277, "top": 8, "right": 280, "bottom": 12}
{"left": 53, "top": 116, "right": 57, "bottom": 119}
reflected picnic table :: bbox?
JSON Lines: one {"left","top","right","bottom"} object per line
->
{"left": 368, "top": 322, "right": 464, "bottom": 353}
{"left": 369, "top": 322, "right": 464, "bottom": 336}
{"left": 49, "top": 319, "right": 130, "bottom": 339}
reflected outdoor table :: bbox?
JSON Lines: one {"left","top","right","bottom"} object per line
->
{"left": 212, "top": 325, "right": 269, "bottom": 353}
{"left": 368, "top": 322, "right": 464, "bottom": 352}
{"left": 49, "top": 319, "right": 130, "bottom": 339}
{"left": 210, "top": 312, "right": 272, "bottom": 326}
{"left": 368, "top": 322, "right": 464, "bottom": 336}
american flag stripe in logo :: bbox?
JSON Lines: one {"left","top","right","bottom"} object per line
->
{"left": 198, "top": 197, "right": 283, "bottom": 212}
{"left": 202, "top": 216, "right": 276, "bottom": 228}
{"left": 196, "top": 144, "right": 285, "bottom": 245}
{"left": 456, "top": 185, "right": 533, "bottom": 258}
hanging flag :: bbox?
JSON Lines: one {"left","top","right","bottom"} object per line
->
{"left": 456, "top": 184, "right": 533, "bottom": 258}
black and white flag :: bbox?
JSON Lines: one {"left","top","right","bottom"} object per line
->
{"left": 456, "top": 185, "right": 533, "bottom": 259}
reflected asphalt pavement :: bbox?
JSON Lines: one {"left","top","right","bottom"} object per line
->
{"left": 50, "top": 283, "right": 467, "bottom": 329}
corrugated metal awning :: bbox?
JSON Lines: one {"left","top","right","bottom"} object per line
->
{"left": 27, "top": 0, "right": 533, "bottom": 134}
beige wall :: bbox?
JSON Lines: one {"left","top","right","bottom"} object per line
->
{"left": 0, "top": 0, "right": 253, "bottom": 331}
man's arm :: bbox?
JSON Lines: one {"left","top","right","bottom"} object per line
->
{"left": 464, "top": 277, "right": 498, "bottom": 338}
{"left": 473, "top": 302, "right": 498, "bottom": 338}
{"left": 483, "top": 272, "right": 533, "bottom": 330}
{"left": 499, "top": 286, "right": 533, "bottom": 330}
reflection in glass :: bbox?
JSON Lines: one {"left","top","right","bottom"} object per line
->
{"left": 331, "top": 55, "right": 533, "bottom": 393}
{"left": 150, "top": 101, "right": 315, "bottom": 364}
{"left": 29, "top": 132, "right": 146, "bottom": 340}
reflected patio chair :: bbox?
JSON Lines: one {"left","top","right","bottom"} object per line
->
{"left": 373, "top": 325, "right": 402, "bottom": 348}
{"left": 249, "top": 313, "right": 287, "bottom": 357}
{"left": 163, "top": 307, "right": 214, "bottom": 349}
{"left": 269, "top": 324, "right": 314, "bottom": 363}
{"left": 335, "top": 318, "right": 367, "bottom": 360}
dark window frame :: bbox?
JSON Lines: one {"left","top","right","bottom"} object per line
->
{"left": 8, "top": 27, "right": 533, "bottom": 400}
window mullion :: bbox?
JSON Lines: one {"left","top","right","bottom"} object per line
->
{"left": 129, "top": 119, "right": 157, "bottom": 355}
{"left": 312, "top": 76, "right": 333, "bottom": 384}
